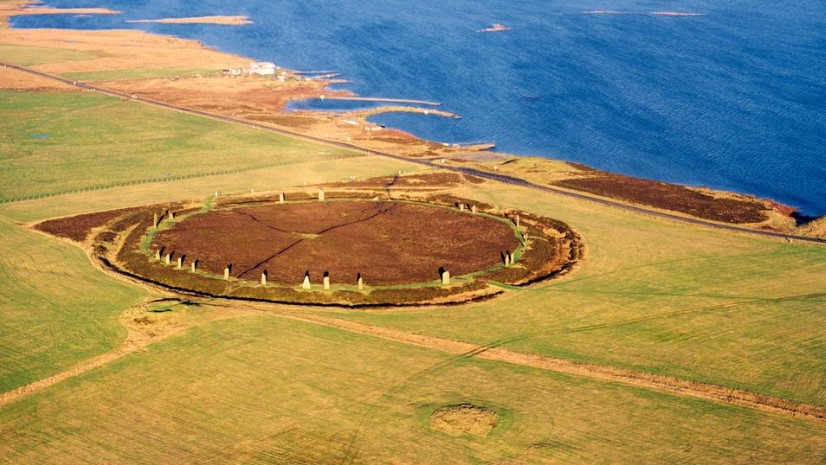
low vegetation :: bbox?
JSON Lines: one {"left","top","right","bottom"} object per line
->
{"left": 0, "top": 90, "right": 359, "bottom": 202}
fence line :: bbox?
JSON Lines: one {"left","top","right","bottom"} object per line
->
{"left": 0, "top": 153, "right": 365, "bottom": 204}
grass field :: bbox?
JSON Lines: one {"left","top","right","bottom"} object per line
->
{"left": 0, "top": 44, "right": 105, "bottom": 66}
{"left": 1, "top": 82, "right": 824, "bottom": 463}
{"left": 1, "top": 315, "right": 824, "bottom": 464}
{"left": 0, "top": 216, "right": 144, "bottom": 392}
{"left": 0, "top": 90, "right": 360, "bottom": 202}
{"left": 59, "top": 68, "right": 222, "bottom": 82}
{"left": 332, "top": 186, "right": 826, "bottom": 407}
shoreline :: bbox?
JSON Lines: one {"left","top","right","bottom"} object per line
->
{"left": 0, "top": 0, "right": 822, "bottom": 235}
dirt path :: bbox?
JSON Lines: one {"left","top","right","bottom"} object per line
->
{"left": 281, "top": 312, "right": 826, "bottom": 422}
{"left": 2, "top": 297, "right": 824, "bottom": 424}
{"left": 0, "top": 298, "right": 243, "bottom": 409}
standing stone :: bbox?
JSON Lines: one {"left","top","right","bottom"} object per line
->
{"left": 224, "top": 266, "right": 231, "bottom": 280}
{"left": 155, "top": 249, "right": 161, "bottom": 260}
{"left": 471, "top": 205, "right": 478, "bottom": 214}
{"left": 505, "top": 252, "right": 512, "bottom": 267}
{"left": 177, "top": 256, "right": 183, "bottom": 268}
{"left": 323, "top": 272, "right": 331, "bottom": 290}
{"left": 191, "top": 259, "right": 198, "bottom": 273}
{"left": 459, "top": 203, "right": 465, "bottom": 211}
{"left": 170, "top": 211, "right": 176, "bottom": 220}
{"left": 357, "top": 275, "right": 364, "bottom": 290}
{"left": 515, "top": 214, "right": 521, "bottom": 228}
{"left": 524, "top": 232, "right": 529, "bottom": 242}
{"left": 318, "top": 189, "right": 325, "bottom": 201}
{"left": 279, "top": 192, "right": 285, "bottom": 203}
{"left": 165, "top": 253, "right": 172, "bottom": 266}
{"left": 441, "top": 269, "right": 450, "bottom": 285}
{"left": 153, "top": 213, "right": 159, "bottom": 228}
{"left": 261, "top": 271, "right": 268, "bottom": 286}
{"left": 302, "top": 273, "right": 311, "bottom": 289}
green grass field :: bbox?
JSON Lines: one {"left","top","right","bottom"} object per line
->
{"left": 0, "top": 90, "right": 361, "bottom": 202}
{"left": 0, "top": 44, "right": 106, "bottom": 66}
{"left": 59, "top": 68, "right": 222, "bottom": 82}
{"left": 1, "top": 84, "right": 824, "bottom": 463}
{"left": 0, "top": 216, "right": 144, "bottom": 392}
{"left": 1, "top": 316, "right": 824, "bottom": 464}
{"left": 332, "top": 186, "right": 826, "bottom": 407}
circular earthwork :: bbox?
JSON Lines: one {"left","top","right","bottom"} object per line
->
{"left": 429, "top": 404, "right": 499, "bottom": 437}
{"left": 150, "top": 200, "right": 520, "bottom": 286}
{"left": 102, "top": 193, "right": 582, "bottom": 306}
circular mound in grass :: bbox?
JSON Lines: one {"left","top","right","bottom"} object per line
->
{"left": 150, "top": 200, "right": 521, "bottom": 286}
{"left": 430, "top": 404, "right": 499, "bottom": 437}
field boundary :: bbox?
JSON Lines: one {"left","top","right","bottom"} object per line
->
{"left": 2, "top": 296, "right": 824, "bottom": 424}
{"left": 282, "top": 313, "right": 826, "bottom": 422}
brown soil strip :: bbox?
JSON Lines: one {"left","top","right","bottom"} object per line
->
{"left": 283, "top": 313, "right": 826, "bottom": 422}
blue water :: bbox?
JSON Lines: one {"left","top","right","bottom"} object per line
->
{"left": 12, "top": 0, "right": 826, "bottom": 215}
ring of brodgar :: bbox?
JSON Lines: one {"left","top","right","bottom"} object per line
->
{"left": 40, "top": 186, "right": 582, "bottom": 307}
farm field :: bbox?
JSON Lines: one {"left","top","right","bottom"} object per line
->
{"left": 1, "top": 83, "right": 824, "bottom": 462}
{"left": 1, "top": 315, "right": 825, "bottom": 464}
{"left": 0, "top": 215, "right": 143, "bottom": 393}
{"left": 0, "top": 90, "right": 360, "bottom": 202}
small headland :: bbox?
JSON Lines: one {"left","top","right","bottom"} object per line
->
{"left": 127, "top": 16, "right": 253, "bottom": 26}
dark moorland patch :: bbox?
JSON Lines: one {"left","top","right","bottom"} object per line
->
{"left": 554, "top": 173, "right": 769, "bottom": 224}
{"left": 34, "top": 207, "right": 142, "bottom": 242}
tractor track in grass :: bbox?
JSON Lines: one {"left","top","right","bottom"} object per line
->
{"left": 2, "top": 61, "right": 824, "bottom": 245}
{"left": 2, "top": 295, "right": 824, "bottom": 424}
{"left": 279, "top": 310, "right": 826, "bottom": 423}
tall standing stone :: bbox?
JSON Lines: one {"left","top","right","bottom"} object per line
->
{"left": 261, "top": 271, "right": 268, "bottom": 286}
{"left": 357, "top": 275, "right": 364, "bottom": 290}
{"left": 302, "top": 273, "right": 311, "bottom": 289}
{"left": 165, "top": 252, "right": 172, "bottom": 266}
{"left": 177, "top": 256, "right": 183, "bottom": 268}
{"left": 515, "top": 214, "right": 520, "bottom": 228}
{"left": 153, "top": 213, "right": 159, "bottom": 228}
{"left": 155, "top": 249, "right": 161, "bottom": 260}
{"left": 279, "top": 192, "right": 285, "bottom": 203}
{"left": 191, "top": 259, "right": 198, "bottom": 273}
{"left": 318, "top": 189, "right": 325, "bottom": 201}
{"left": 224, "top": 266, "right": 231, "bottom": 280}
{"left": 170, "top": 211, "right": 176, "bottom": 220}
{"left": 323, "top": 272, "right": 331, "bottom": 290}
{"left": 441, "top": 269, "right": 450, "bottom": 285}
{"left": 471, "top": 205, "right": 478, "bottom": 214}
{"left": 458, "top": 203, "right": 465, "bottom": 211}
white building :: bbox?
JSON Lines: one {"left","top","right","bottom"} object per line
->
{"left": 249, "top": 62, "right": 277, "bottom": 76}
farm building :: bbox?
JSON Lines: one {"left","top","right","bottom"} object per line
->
{"left": 249, "top": 62, "right": 277, "bottom": 76}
